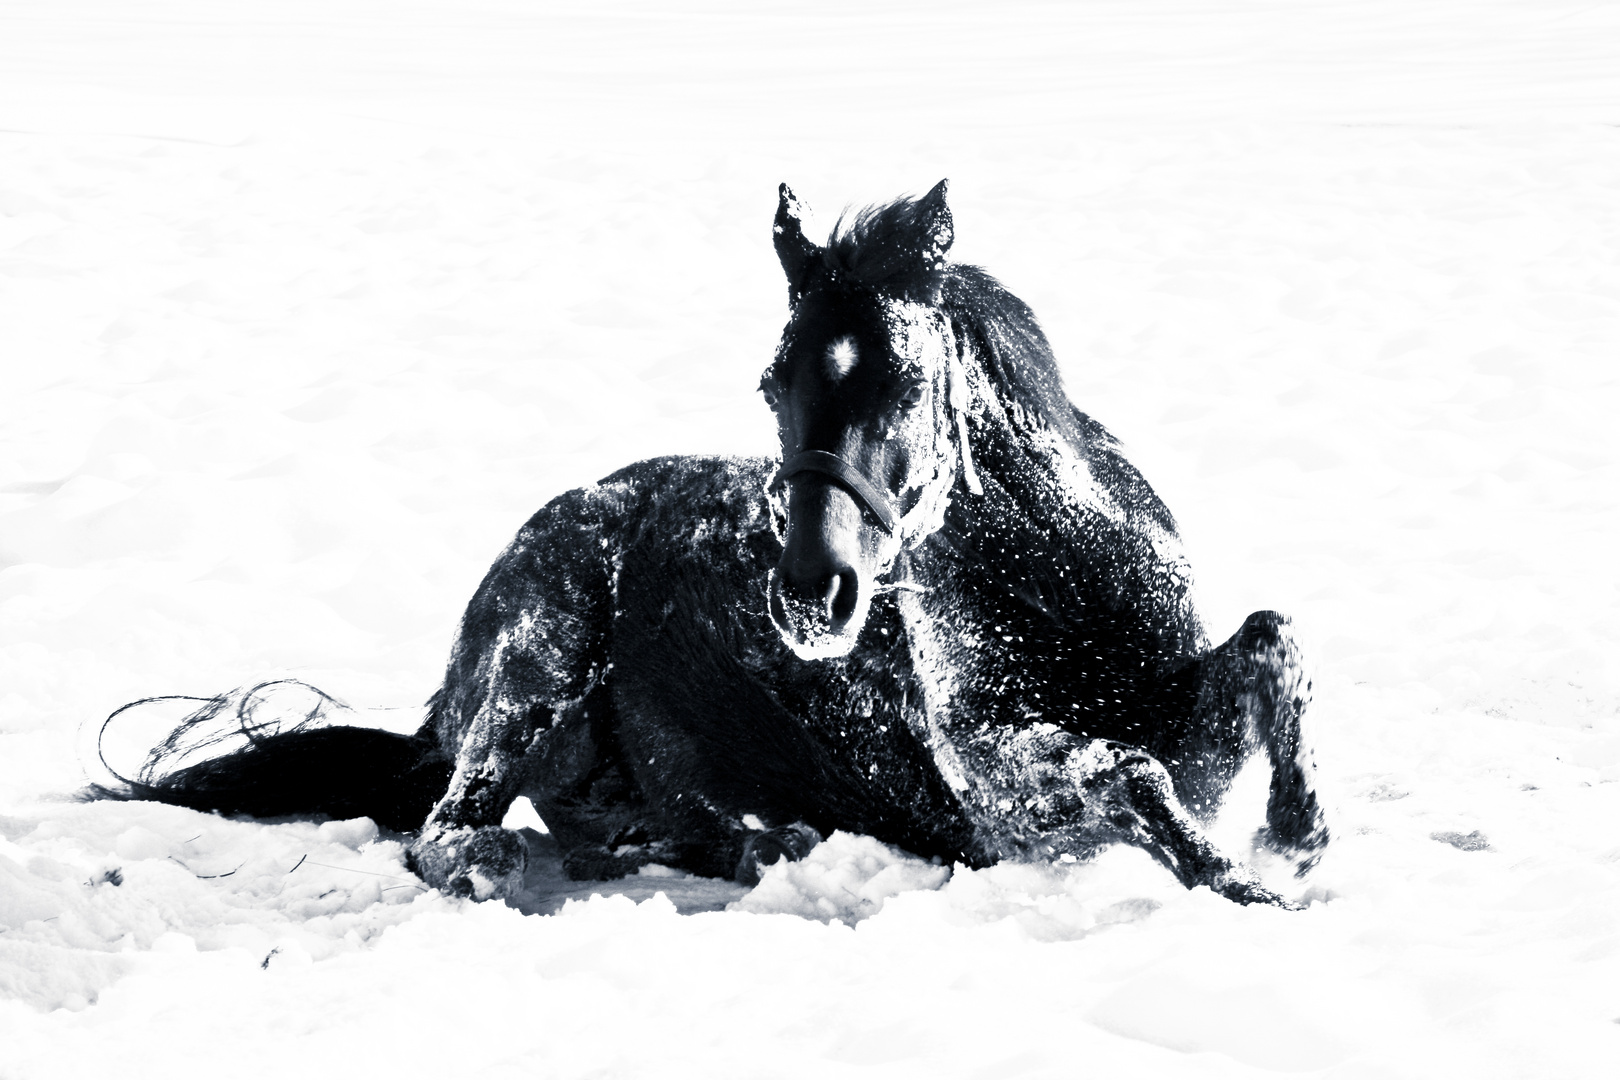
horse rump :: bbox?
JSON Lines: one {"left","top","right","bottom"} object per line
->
{"left": 87, "top": 680, "right": 451, "bottom": 833}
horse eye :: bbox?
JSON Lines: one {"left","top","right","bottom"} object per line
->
{"left": 761, "top": 386, "right": 778, "bottom": 408}
{"left": 898, "top": 384, "right": 925, "bottom": 410}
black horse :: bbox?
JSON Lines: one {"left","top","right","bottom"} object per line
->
{"left": 101, "top": 182, "right": 1327, "bottom": 907}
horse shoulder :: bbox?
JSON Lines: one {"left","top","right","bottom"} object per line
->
{"left": 436, "top": 456, "right": 772, "bottom": 746}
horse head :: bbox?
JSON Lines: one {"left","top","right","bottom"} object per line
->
{"left": 762, "top": 181, "right": 980, "bottom": 660}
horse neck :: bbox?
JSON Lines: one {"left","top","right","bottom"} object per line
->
{"left": 909, "top": 339, "right": 1184, "bottom": 603}
{"left": 947, "top": 359, "right": 1106, "bottom": 560}
{"left": 894, "top": 315, "right": 1207, "bottom": 683}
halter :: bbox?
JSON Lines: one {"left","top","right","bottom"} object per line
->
{"left": 770, "top": 345, "right": 982, "bottom": 538}
{"left": 772, "top": 450, "right": 899, "bottom": 535}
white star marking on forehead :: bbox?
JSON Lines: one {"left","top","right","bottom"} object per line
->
{"left": 825, "top": 336, "right": 859, "bottom": 382}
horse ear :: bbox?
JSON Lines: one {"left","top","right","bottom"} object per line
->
{"left": 774, "top": 184, "right": 819, "bottom": 298}
{"left": 915, "top": 179, "right": 954, "bottom": 273}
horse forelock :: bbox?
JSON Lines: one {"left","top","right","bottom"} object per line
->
{"left": 821, "top": 195, "right": 949, "bottom": 301}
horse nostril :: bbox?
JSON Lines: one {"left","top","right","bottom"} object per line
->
{"left": 770, "top": 562, "right": 862, "bottom": 637}
{"left": 827, "top": 567, "right": 859, "bottom": 629}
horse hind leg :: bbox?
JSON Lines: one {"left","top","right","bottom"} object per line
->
{"left": 1176, "top": 611, "right": 1328, "bottom": 863}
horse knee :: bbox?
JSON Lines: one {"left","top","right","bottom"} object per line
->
{"left": 1233, "top": 610, "right": 1303, "bottom": 679}
{"left": 1234, "top": 609, "right": 1291, "bottom": 647}
{"left": 1067, "top": 741, "right": 1178, "bottom": 834}
{"left": 1220, "top": 611, "right": 1309, "bottom": 732}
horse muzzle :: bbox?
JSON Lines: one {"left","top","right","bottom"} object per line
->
{"left": 768, "top": 565, "right": 864, "bottom": 660}
{"left": 768, "top": 470, "right": 881, "bottom": 660}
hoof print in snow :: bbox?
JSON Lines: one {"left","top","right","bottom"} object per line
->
{"left": 1096, "top": 897, "right": 1162, "bottom": 925}
{"left": 1431, "top": 830, "right": 1492, "bottom": 852}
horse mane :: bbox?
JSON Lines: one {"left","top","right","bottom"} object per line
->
{"left": 940, "top": 264, "right": 1094, "bottom": 459}
{"left": 941, "top": 264, "right": 1179, "bottom": 535}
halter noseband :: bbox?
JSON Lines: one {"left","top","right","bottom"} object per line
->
{"left": 772, "top": 451, "right": 899, "bottom": 535}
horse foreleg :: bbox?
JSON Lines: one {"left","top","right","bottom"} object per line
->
{"left": 984, "top": 728, "right": 1292, "bottom": 907}
{"left": 409, "top": 692, "right": 551, "bottom": 900}
{"left": 410, "top": 486, "right": 623, "bottom": 900}
{"left": 1170, "top": 610, "right": 1328, "bottom": 862}
{"left": 1067, "top": 741, "right": 1294, "bottom": 907}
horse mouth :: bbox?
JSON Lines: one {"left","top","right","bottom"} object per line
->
{"left": 767, "top": 567, "right": 868, "bottom": 660}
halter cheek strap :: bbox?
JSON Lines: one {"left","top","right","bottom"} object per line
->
{"left": 773, "top": 350, "right": 981, "bottom": 538}
{"left": 773, "top": 450, "right": 899, "bottom": 535}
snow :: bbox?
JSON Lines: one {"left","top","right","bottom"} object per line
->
{"left": 2, "top": 1, "right": 1618, "bottom": 1076}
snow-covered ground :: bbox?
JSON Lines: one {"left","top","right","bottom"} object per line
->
{"left": 3, "top": 2, "right": 1618, "bottom": 1075}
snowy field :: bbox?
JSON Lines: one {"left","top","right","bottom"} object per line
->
{"left": 3, "top": 1, "right": 1619, "bottom": 1076}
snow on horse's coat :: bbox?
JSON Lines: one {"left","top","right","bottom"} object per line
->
{"left": 105, "top": 183, "right": 1328, "bottom": 907}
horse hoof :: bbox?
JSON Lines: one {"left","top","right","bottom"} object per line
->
{"left": 734, "top": 823, "right": 822, "bottom": 886}
{"left": 1256, "top": 811, "right": 1330, "bottom": 863}
{"left": 1222, "top": 880, "right": 1300, "bottom": 909}
{"left": 409, "top": 826, "right": 527, "bottom": 901}
{"left": 1206, "top": 863, "right": 1302, "bottom": 910}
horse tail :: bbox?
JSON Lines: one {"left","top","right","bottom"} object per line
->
{"left": 87, "top": 681, "right": 453, "bottom": 833}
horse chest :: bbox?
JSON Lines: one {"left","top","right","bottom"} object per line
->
{"left": 897, "top": 530, "right": 1170, "bottom": 753}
